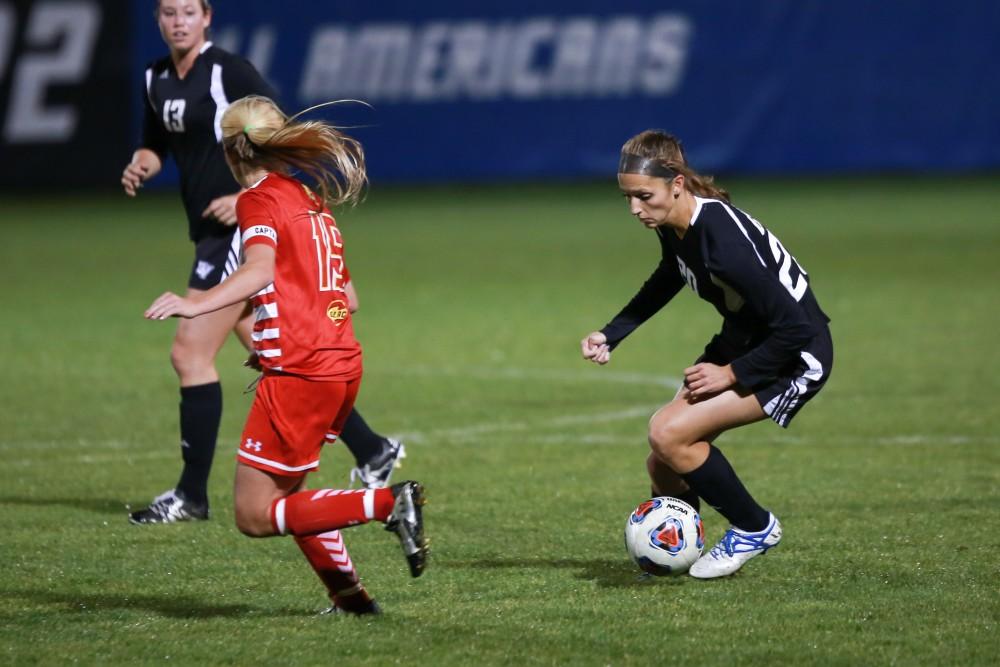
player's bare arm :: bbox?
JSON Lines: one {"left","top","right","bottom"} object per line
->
{"left": 145, "top": 244, "right": 275, "bottom": 320}
{"left": 345, "top": 280, "right": 359, "bottom": 313}
{"left": 121, "top": 149, "right": 163, "bottom": 196}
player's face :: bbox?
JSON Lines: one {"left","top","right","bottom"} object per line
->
{"left": 157, "top": 0, "right": 211, "bottom": 54}
{"left": 618, "top": 173, "right": 675, "bottom": 228}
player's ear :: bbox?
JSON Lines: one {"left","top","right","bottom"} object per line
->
{"left": 671, "top": 174, "right": 685, "bottom": 199}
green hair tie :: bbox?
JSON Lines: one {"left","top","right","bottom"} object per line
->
{"left": 243, "top": 125, "right": 254, "bottom": 133}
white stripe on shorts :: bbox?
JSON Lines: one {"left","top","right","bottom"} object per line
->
{"left": 221, "top": 229, "right": 241, "bottom": 281}
{"left": 763, "top": 351, "right": 825, "bottom": 427}
{"left": 238, "top": 449, "right": 318, "bottom": 473}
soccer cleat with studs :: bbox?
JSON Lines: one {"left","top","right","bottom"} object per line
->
{"left": 128, "top": 489, "right": 209, "bottom": 525}
{"left": 688, "top": 512, "right": 782, "bottom": 579}
{"left": 384, "top": 480, "right": 428, "bottom": 578}
{"left": 349, "top": 438, "right": 407, "bottom": 489}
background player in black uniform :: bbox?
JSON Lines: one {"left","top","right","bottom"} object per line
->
{"left": 581, "top": 130, "right": 833, "bottom": 578}
{"left": 121, "top": 0, "right": 404, "bottom": 524}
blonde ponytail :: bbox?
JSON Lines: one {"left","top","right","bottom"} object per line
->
{"left": 220, "top": 96, "right": 368, "bottom": 208}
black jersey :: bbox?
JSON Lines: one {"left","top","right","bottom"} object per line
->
{"left": 141, "top": 42, "right": 277, "bottom": 242}
{"left": 601, "top": 197, "right": 830, "bottom": 389}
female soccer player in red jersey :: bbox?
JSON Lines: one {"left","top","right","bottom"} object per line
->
{"left": 144, "top": 95, "right": 427, "bottom": 614}
{"left": 123, "top": 0, "right": 405, "bottom": 526}
{"left": 582, "top": 131, "right": 833, "bottom": 578}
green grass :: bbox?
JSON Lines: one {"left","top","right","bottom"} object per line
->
{"left": 1, "top": 176, "right": 999, "bottom": 665}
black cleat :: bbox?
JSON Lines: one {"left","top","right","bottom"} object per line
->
{"left": 350, "top": 438, "right": 407, "bottom": 489}
{"left": 385, "top": 481, "right": 428, "bottom": 578}
{"left": 320, "top": 599, "right": 382, "bottom": 616}
{"left": 128, "top": 489, "right": 208, "bottom": 525}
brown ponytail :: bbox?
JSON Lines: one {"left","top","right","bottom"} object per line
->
{"left": 621, "top": 129, "right": 730, "bottom": 202}
{"left": 220, "top": 96, "right": 367, "bottom": 208}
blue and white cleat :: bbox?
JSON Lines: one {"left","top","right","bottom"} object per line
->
{"left": 689, "top": 513, "right": 782, "bottom": 579}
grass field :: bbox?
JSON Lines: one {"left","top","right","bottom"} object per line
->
{"left": 2, "top": 176, "right": 999, "bottom": 665}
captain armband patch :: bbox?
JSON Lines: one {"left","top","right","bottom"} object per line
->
{"left": 241, "top": 225, "right": 278, "bottom": 246}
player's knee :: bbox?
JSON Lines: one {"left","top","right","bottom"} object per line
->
{"left": 170, "top": 339, "right": 212, "bottom": 379}
{"left": 234, "top": 504, "right": 273, "bottom": 537}
{"left": 647, "top": 420, "right": 689, "bottom": 467}
{"left": 170, "top": 339, "right": 193, "bottom": 373}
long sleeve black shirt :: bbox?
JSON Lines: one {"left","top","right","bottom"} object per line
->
{"left": 601, "top": 197, "right": 830, "bottom": 389}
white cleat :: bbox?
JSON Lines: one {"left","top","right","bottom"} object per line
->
{"left": 689, "top": 513, "right": 782, "bottom": 579}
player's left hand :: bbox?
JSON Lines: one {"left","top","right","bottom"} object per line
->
{"left": 202, "top": 194, "right": 239, "bottom": 226}
{"left": 683, "top": 362, "right": 736, "bottom": 398}
{"left": 144, "top": 292, "right": 200, "bottom": 320}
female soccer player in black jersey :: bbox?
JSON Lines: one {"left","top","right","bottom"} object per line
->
{"left": 581, "top": 130, "right": 833, "bottom": 578}
{"left": 121, "top": 0, "right": 403, "bottom": 524}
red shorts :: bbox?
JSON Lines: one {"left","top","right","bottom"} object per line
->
{"left": 237, "top": 373, "right": 360, "bottom": 476}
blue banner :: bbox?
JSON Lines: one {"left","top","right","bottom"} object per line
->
{"left": 132, "top": 1, "right": 1000, "bottom": 183}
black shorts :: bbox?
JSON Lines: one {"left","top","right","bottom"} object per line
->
{"left": 701, "top": 326, "right": 833, "bottom": 428}
{"left": 187, "top": 230, "right": 241, "bottom": 290}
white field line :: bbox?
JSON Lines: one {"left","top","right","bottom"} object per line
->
{"left": 7, "top": 450, "right": 176, "bottom": 468}
{"left": 374, "top": 364, "right": 684, "bottom": 388}
{"left": 2, "top": 404, "right": 664, "bottom": 466}
{"left": 392, "top": 404, "right": 664, "bottom": 444}
{"left": 5, "top": 430, "right": 996, "bottom": 468}
{"left": 0, "top": 439, "right": 139, "bottom": 453}
{"left": 3, "top": 365, "right": 995, "bottom": 465}
{"left": 3, "top": 365, "right": 677, "bottom": 465}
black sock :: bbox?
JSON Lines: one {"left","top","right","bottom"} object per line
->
{"left": 340, "top": 408, "right": 385, "bottom": 464}
{"left": 675, "top": 488, "right": 702, "bottom": 513}
{"left": 175, "top": 382, "right": 222, "bottom": 505}
{"left": 649, "top": 487, "right": 701, "bottom": 513}
{"left": 680, "top": 445, "right": 769, "bottom": 532}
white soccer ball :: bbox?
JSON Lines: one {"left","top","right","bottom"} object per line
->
{"left": 624, "top": 496, "right": 705, "bottom": 575}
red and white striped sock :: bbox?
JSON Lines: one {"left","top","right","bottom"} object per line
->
{"left": 270, "top": 488, "right": 394, "bottom": 536}
{"left": 294, "top": 530, "right": 373, "bottom": 610}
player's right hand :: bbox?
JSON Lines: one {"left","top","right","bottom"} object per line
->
{"left": 144, "top": 291, "right": 199, "bottom": 320}
{"left": 122, "top": 162, "right": 150, "bottom": 197}
{"left": 581, "top": 331, "right": 612, "bottom": 365}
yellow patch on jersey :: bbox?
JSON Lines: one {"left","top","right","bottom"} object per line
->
{"left": 326, "top": 299, "right": 349, "bottom": 325}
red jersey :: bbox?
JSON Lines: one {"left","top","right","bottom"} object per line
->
{"left": 236, "top": 172, "right": 362, "bottom": 380}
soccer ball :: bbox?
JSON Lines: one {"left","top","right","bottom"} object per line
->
{"left": 624, "top": 496, "right": 705, "bottom": 576}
